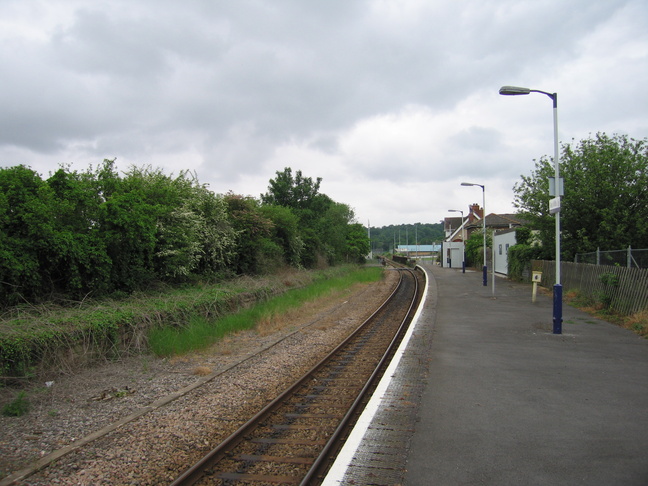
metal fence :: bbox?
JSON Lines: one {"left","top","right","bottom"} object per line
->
{"left": 533, "top": 260, "right": 648, "bottom": 316}
{"left": 574, "top": 246, "right": 648, "bottom": 269}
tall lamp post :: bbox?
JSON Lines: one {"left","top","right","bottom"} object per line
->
{"left": 461, "top": 182, "right": 486, "bottom": 286}
{"left": 499, "top": 85, "right": 562, "bottom": 334}
{"left": 448, "top": 209, "right": 466, "bottom": 273}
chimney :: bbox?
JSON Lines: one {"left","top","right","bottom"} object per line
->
{"left": 469, "top": 203, "right": 482, "bottom": 221}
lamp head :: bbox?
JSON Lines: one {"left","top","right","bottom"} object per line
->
{"left": 499, "top": 85, "right": 531, "bottom": 96}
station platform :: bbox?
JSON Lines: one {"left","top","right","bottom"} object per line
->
{"left": 323, "top": 262, "right": 648, "bottom": 485}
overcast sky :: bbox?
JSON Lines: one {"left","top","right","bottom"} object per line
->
{"left": 1, "top": 0, "right": 646, "bottom": 227}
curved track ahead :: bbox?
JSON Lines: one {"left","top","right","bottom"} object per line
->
{"left": 171, "top": 266, "right": 423, "bottom": 485}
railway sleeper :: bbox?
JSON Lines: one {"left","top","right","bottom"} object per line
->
{"left": 235, "top": 454, "right": 314, "bottom": 465}
{"left": 217, "top": 472, "right": 302, "bottom": 483}
{"left": 251, "top": 437, "right": 328, "bottom": 446}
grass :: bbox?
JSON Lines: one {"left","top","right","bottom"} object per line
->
{"left": 0, "top": 266, "right": 360, "bottom": 378}
{"left": 625, "top": 310, "right": 648, "bottom": 338}
{"left": 564, "top": 289, "right": 648, "bottom": 338}
{"left": 148, "top": 265, "right": 384, "bottom": 357}
{"left": 2, "top": 391, "right": 30, "bottom": 417}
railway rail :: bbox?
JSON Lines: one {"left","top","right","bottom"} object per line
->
{"left": 171, "top": 265, "right": 423, "bottom": 485}
{"left": 0, "top": 263, "right": 422, "bottom": 486}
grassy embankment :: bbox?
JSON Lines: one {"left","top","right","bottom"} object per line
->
{"left": 148, "top": 265, "right": 384, "bottom": 356}
{"left": 0, "top": 265, "right": 384, "bottom": 381}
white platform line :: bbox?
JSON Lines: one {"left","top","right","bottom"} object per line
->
{"left": 321, "top": 266, "right": 429, "bottom": 485}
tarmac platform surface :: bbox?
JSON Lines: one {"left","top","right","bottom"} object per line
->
{"left": 324, "top": 263, "right": 648, "bottom": 485}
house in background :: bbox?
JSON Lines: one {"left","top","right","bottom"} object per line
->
{"left": 442, "top": 204, "right": 526, "bottom": 274}
{"left": 441, "top": 204, "right": 481, "bottom": 269}
{"left": 439, "top": 204, "right": 483, "bottom": 268}
{"left": 463, "top": 212, "right": 526, "bottom": 238}
{"left": 444, "top": 203, "right": 483, "bottom": 242}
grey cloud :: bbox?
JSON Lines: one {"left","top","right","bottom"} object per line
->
{"left": 0, "top": 0, "right": 645, "bottom": 225}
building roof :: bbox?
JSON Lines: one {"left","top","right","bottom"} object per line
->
{"left": 444, "top": 216, "right": 463, "bottom": 228}
{"left": 465, "top": 213, "right": 526, "bottom": 229}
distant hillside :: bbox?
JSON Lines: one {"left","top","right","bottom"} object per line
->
{"left": 369, "top": 223, "right": 444, "bottom": 253}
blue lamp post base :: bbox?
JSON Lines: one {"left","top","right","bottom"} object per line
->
{"left": 482, "top": 265, "right": 487, "bottom": 286}
{"left": 553, "top": 284, "right": 563, "bottom": 334}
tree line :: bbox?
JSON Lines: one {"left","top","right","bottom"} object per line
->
{"left": 369, "top": 223, "right": 444, "bottom": 254}
{"left": 441, "top": 133, "right": 647, "bottom": 271}
{"left": 513, "top": 133, "right": 648, "bottom": 261}
{"left": 0, "top": 162, "right": 370, "bottom": 308}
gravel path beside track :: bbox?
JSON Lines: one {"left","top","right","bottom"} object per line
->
{"left": 0, "top": 269, "right": 398, "bottom": 485}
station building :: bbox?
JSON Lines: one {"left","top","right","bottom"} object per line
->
{"left": 441, "top": 204, "right": 526, "bottom": 274}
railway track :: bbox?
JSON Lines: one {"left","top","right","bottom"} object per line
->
{"left": 171, "top": 265, "right": 423, "bottom": 485}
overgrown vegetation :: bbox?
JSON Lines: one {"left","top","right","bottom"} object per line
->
{"left": 1, "top": 391, "right": 30, "bottom": 417}
{"left": 625, "top": 310, "right": 648, "bottom": 338}
{"left": 0, "top": 163, "right": 370, "bottom": 309}
{"left": 507, "top": 227, "right": 543, "bottom": 281}
{"left": 0, "top": 160, "right": 377, "bottom": 384}
{"left": 149, "top": 266, "right": 383, "bottom": 356}
{"left": 0, "top": 265, "right": 377, "bottom": 378}
{"left": 464, "top": 229, "right": 492, "bottom": 268}
{"left": 513, "top": 133, "right": 648, "bottom": 261}
{"left": 598, "top": 272, "right": 620, "bottom": 309}
{"left": 564, "top": 289, "right": 648, "bottom": 338}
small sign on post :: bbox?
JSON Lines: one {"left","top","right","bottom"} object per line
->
{"left": 549, "top": 197, "right": 561, "bottom": 214}
{"left": 532, "top": 271, "right": 542, "bottom": 303}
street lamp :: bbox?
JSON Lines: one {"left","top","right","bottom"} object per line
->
{"left": 499, "top": 85, "right": 562, "bottom": 334}
{"left": 448, "top": 209, "right": 466, "bottom": 273}
{"left": 461, "top": 182, "right": 487, "bottom": 286}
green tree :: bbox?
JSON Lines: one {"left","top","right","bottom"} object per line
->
{"left": 100, "top": 190, "right": 158, "bottom": 290}
{"left": 260, "top": 205, "right": 303, "bottom": 267}
{"left": 116, "top": 165, "right": 236, "bottom": 283}
{"left": 261, "top": 168, "right": 328, "bottom": 267}
{"left": 464, "top": 229, "right": 492, "bottom": 268}
{"left": 260, "top": 167, "right": 322, "bottom": 210}
{"left": 317, "top": 201, "right": 355, "bottom": 265}
{"left": 513, "top": 133, "right": 648, "bottom": 260}
{"left": 224, "top": 193, "right": 278, "bottom": 274}
{"left": 260, "top": 168, "right": 370, "bottom": 267}
{"left": 181, "top": 183, "right": 237, "bottom": 280}
{"left": 512, "top": 155, "right": 556, "bottom": 260}
{"left": 0, "top": 166, "right": 56, "bottom": 304}
{"left": 47, "top": 167, "right": 111, "bottom": 295}
{"left": 345, "top": 223, "right": 371, "bottom": 263}
{"left": 507, "top": 227, "right": 543, "bottom": 281}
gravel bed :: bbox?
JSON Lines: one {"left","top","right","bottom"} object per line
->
{"left": 0, "top": 270, "right": 398, "bottom": 485}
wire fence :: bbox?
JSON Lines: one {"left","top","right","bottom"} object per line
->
{"left": 533, "top": 260, "right": 648, "bottom": 316}
{"left": 574, "top": 247, "right": 648, "bottom": 269}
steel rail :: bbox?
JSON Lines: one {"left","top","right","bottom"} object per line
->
{"left": 300, "top": 267, "right": 420, "bottom": 485}
{"left": 170, "top": 267, "right": 419, "bottom": 486}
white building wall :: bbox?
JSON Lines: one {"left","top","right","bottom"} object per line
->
{"left": 493, "top": 231, "right": 517, "bottom": 275}
{"left": 442, "top": 241, "right": 465, "bottom": 269}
